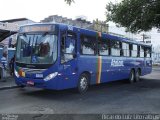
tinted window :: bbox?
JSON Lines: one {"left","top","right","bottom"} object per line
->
{"left": 122, "top": 42, "right": 130, "bottom": 57}
{"left": 61, "top": 32, "right": 76, "bottom": 63}
{"left": 16, "top": 34, "right": 57, "bottom": 64}
{"left": 81, "top": 35, "right": 96, "bottom": 55}
{"left": 145, "top": 47, "right": 151, "bottom": 58}
{"left": 98, "top": 39, "right": 110, "bottom": 56}
{"left": 140, "top": 46, "right": 144, "bottom": 57}
{"left": 110, "top": 40, "right": 121, "bottom": 56}
{"left": 131, "top": 44, "right": 138, "bottom": 57}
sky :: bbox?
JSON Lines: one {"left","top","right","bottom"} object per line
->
{"left": 0, "top": 0, "right": 115, "bottom": 22}
{"left": 0, "top": 0, "right": 160, "bottom": 51}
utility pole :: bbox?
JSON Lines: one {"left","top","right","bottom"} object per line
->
{"left": 141, "top": 33, "right": 151, "bottom": 43}
{"left": 142, "top": 33, "right": 145, "bottom": 42}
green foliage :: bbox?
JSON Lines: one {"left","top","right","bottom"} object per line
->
{"left": 106, "top": 0, "right": 160, "bottom": 33}
{"left": 64, "top": 0, "right": 74, "bottom": 5}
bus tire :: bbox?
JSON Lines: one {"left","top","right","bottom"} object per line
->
{"left": 77, "top": 73, "right": 89, "bottom": 94}
{"left": 129, "top": 69, "right": 135, "bottom": 83}
{"left": 135, "top": 69, "right": 140, "bottom": 82}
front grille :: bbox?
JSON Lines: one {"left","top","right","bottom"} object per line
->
{"left": 22, "top": 68, "right": 46, "bottom": 74}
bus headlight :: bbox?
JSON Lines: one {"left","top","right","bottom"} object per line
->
{"left": 44, "top": 72, "right": 58, "bottom": 81}
{"left": 14, "top": 69, "right": 19, "bottom": 78}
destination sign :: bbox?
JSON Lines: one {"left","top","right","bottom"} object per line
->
{"left": 19, "top": 25, "right": 55, "bottom": 33}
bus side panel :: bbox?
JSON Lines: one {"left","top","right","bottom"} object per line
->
{"left": 125, "top": 57, "right": 138, "bottom": 77}
{"left": 78, "top": 56, "right": 131, "bottom": 85}
{"left": 101, "top": 57, "right": 128, "bottom": 83}
{"left": 126, "top": 58, "right": 152, "bottom": 77}
{"left": 78, "top": 55, "right": 97, "bottom": 85}
{"left": 110, "top": 57, "right": 128, "bottom": 81}
{"left": 101, "top": 56, "right": 135, "bottom": 83}
{"left": 100, "top": 56, "right": 111, "bottom": 83}
{"left": 56, "top": 59, "right": 79, "bottom": 90}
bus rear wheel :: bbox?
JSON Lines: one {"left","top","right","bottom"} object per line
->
{"left": 77, "top": 73, "right": 89, "bottom": 94}
{"left": 129, "top": 70, "right": 135, "bottom": 83}
{"left": 135, "top": 69, "right": 140, "bottom": 82}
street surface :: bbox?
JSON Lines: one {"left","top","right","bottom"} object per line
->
{"left": 0, "top": 68, "right": 160, "bottom": 115}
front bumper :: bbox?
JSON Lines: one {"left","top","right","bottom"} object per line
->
{"left": 15, "top": 77, "right": 59, "bottom": 90}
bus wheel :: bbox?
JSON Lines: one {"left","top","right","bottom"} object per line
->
{"left": 78, "top": 73, "right": 89, "bottom": 94}
{"left": 135, "top": 69, "right": 140, "bottom": 82}
{"left": 129, "top": 70, "right": 135, "bottom": 83}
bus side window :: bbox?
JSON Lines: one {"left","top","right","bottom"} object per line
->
{"left": 122, "top": 42, "right": 130, "bottom": 57}
{"left": 80, "top": 35, "right": 96, "bottom": 55}
{"left": 110, "top": 40, "right": 121, "bottom": 56}
{"left": 98, "top": 39, "right": 110, "bottom": 56}
{"left": 145, "top": 47, "right": 151, "bottom": 58}
{"left": 61, "top": 32, "right": 76, "bottom": 63}
{"left": 61, "top": 34, "right": 66, "bottom": 53}
{"left": 131, "top": 44, "right": 138, "bottom": 57}
{"left": 140, "top": 45, "right": 145, "bottom": 57}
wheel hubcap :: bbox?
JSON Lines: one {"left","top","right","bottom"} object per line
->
{"left": 131, "top": 72, "right": 134, "bottom": 81}
{"left": 80, "top": 77, "right": 87, "bottom": 90}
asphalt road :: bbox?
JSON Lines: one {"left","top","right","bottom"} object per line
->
{"left": 0, "top": 69, "right": 160, "bottom": 116}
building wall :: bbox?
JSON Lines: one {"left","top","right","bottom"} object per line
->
{"left": 41, "top": 15, "right": 109, "bottom": 33}
{"left": 1, "top": 19, "right": 36, "bottom": 47}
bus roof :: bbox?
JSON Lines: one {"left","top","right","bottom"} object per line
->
{"left": 20, "top": 23, "right": 152, "bottom": 47}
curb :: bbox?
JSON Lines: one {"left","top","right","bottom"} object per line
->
{"left": 0, "top": 85, "right": 19, "bottom": 91}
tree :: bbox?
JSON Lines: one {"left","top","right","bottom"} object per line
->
{"left": 106, "top": 0, "right": 160, "bottom": 33}
{"left": 64, "top": 0, "right": 74, "bottom": 5}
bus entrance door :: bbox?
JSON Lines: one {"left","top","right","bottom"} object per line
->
{"left": 60, "top": 31, "right": 78, "bottom": 88}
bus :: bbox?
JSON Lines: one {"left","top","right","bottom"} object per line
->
{"left": 14, "top": 23, "right": 152, "bottom": 93}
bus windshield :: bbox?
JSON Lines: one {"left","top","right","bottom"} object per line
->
{"left": 16, "top": 33, "right": 57, "bottom": 65}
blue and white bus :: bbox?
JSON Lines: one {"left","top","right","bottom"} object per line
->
{"left": 14, "top": 23, "right": 152, "bottom": 93}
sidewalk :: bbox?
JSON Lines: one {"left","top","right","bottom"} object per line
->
{"left": 0, "top": 73, "right": 18, "bottom": 90}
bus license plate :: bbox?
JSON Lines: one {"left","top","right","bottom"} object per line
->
{"left": 27, "top": 81, "right": 34, "bottom": 86}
